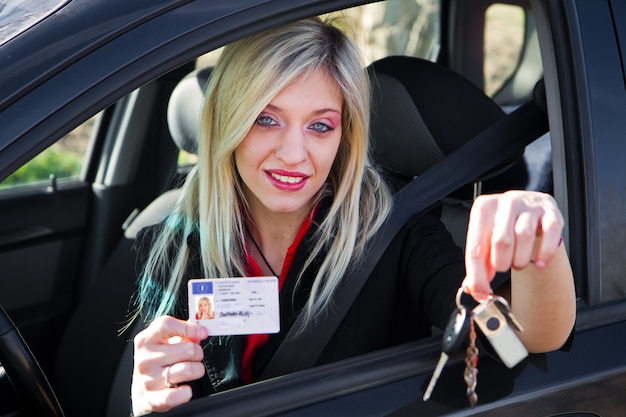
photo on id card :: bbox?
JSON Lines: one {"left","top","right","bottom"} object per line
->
{"left": 188, "top": 277, "right": 280, "bottom": 336}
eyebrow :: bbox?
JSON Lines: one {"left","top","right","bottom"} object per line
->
{"left": 265, "top": 103, "right": 342, "bottom": 116}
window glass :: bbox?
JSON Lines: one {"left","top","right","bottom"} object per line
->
{"left": 0, "top": 115, "right": 97, "bottom": 189}
{"left": 195, "top": 1, "right": 441, "bottom": 69}
{"left": 0, "top": 0, "right": 69, "bottom": 46}
{"left": 338, "top": 0, "right": 440, "bottom": 64}
{"left": 484, "top": 4, "right": 525, "bottom": 97}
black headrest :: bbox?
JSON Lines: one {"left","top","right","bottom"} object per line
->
{"left": 368, "top": 56, "right": 525, "bottom": 186}
{"left": 166, "top": 67, "right": 212, "bottom": 154}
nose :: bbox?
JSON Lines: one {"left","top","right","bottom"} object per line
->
{"left": 276, "top": 127, "right": 307, "bottom": 165}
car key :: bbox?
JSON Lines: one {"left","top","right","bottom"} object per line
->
{"left": 492, "top": 295, "right": 524, "bottom": 332}
{"left": 472, "top": 296, "right": 528, "bottom": 368}
{"left": 422, "top": 303, "right": 471, "bottom": 401}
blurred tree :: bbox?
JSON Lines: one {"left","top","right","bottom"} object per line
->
{"left": 346, "top": 0, "right": 440, "bottom": 64}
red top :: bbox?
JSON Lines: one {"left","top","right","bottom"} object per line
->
{"left": 240, "top": 210, "right": 315, "bottom": 383}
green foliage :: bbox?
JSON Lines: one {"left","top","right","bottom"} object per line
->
{"left": 0, "top": 148, "right": 82, "bottom": 188}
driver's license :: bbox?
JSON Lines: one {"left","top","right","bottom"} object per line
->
{"left": 187, "top": 277, "right": 280, "bottom": 336}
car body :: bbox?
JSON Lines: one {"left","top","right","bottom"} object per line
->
{"left": 0, "top": 0, "right": 625, "bottom": 416}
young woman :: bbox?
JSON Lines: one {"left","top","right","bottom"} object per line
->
{"left": 130, "top": 17, "right": 575, "bottom": 416}
{"left": 195, "top": 297, "right": 214, "bottom": 320}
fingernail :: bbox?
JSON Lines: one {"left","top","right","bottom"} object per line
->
{"left": 534, "top": 260, "right": 547, "bottom": 268}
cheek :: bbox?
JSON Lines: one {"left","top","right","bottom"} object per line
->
{"left": 234, "top": 141, "right": 254, "bottom": 179}
{"left": 317, "top": 135, "right": 342, "bottom": 174}
{"left": 234, "top": 148, "right": 244, "bottom": 174}
{"left": 235, "top": 132, "right": 269, "bottom": 172}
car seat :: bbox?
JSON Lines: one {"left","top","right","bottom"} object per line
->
{"left": 368, "top": 56, "right": 529, "bottom": 247}
{"left": 51, "top": 56, "right": 530, "bottom": 416}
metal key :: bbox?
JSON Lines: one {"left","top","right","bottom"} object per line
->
{"left": 423, "top": 302, "right": 471, "bottom": 401}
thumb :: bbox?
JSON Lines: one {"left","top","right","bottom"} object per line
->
{"left": 142, "top": 316, "right": 208, "bottom": 345}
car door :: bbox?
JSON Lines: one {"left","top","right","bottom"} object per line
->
{"left": 0, "top": 120, "right": 95, "bottom": 369}
{"left": 0, "top": 0, "right": 191, "bottom": 376}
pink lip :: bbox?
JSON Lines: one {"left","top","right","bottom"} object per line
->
{"left": 266, "top": 170, "right": 309, "bottom": 191}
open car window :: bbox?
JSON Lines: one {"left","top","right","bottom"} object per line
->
{"left": 0, "top": 114, "right": 97, "bottom": 190}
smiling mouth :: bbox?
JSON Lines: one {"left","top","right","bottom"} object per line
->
{"left": 270, "top": 172, "right": 305, "bottom": 184}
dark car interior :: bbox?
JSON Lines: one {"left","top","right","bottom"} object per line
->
{"left": 0, "top": 1, "right": 561, "bottom": 416}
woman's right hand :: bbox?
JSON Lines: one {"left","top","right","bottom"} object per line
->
{"left": 131, "top": 315, "right": 209, "bottom": 416}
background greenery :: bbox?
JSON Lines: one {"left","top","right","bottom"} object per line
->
{"left": 0, "top": 148, "right": 82, "bottom": 188}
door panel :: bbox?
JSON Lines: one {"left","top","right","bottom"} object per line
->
{"left": 0, "top": 182, "right": 90, "bottom": 369}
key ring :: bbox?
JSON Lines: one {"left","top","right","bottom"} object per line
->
{"left": 456, "top": 286, "right": 494, "bottom": 313}
{"left": 456, "top": 286, "right": 489, "bottom": 309}
{"left": 455, "top": 286, "right": 466, "bottom": 310}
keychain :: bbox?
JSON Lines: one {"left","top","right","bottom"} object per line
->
{"left": 423, "top": 287, "right": 527, "bottom": 407}
{"left": 423, "top": 287, "right": 473, "bottom": 403}
{"left": 463, "top": 313, "right": 479, "bottom": 406}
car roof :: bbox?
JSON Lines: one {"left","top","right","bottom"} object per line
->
{"left": 0, "top": 0, "right": 69, "bottom": 46}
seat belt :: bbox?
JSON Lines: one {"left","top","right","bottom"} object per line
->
{"left": 261, "top": 97, "right": 549, "bottom": 380}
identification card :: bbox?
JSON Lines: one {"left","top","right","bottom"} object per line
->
{"left": 187, "top": 277, "right": 280, "bottom": 336}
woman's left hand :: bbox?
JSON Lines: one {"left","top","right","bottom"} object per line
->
{"left": 461, "top": 190, "right": 564, "bottom": 301}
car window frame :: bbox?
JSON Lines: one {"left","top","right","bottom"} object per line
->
{"left": 535, "top": 0, "right": 626, "bottom": 317}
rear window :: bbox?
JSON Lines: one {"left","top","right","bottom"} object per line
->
{"left": 0, "top": 0, "right": 69, "bottom": 46}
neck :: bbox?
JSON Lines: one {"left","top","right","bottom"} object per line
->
{"left": 245, "top": 209, "right": 313, "bottom": 277}
{"left": 246, "top": 200, "right": 314, "bottom": 248}
{"left": 246, "top": 225, "right": 278, "bottom": 276}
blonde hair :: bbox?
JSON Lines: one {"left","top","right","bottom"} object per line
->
{"left": 196, "top": 296, "right": 213, "bottom": 318}
{"left": 136, "top": 17, "right": 392, "bottom": 327}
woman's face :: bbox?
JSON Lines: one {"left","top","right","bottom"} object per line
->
{"left": 199, "top": 299, "right": 209, "bottom": 313}
{"left": 235, "top": 69, "right": 343, "bottom": 220}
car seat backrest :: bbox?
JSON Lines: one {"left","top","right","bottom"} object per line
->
{"left": 368, "top": 56, "right": 529, "bottom": 247}
{"left": 123, "top": 67, "right": 212, "bottom": 240}
{"left": 165, "top": 67, "right": 213, "bottom": 156}
{"left": 368, "top": 56, "right": 528, "bottom": 194}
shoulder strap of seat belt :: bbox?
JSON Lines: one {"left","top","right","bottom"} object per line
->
{"left": 261, "top": 98, "right": 549, "bottom": 379}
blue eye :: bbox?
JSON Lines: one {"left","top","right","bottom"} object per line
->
{"left": 256, "top": 115, "right": 277, "bottom": 127}
{"left": 310, "top": 122, "right": 332, "bottom": 133}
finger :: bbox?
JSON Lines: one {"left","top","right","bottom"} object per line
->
{"left": 489, "top": 196, "right": 517, "bottom": 272}
{"left": 159, "top": 340, "right": 205, "bottom": 366}
{"left": 135, "top": 340, "right": 204, "bottom": 381}
{"left": 165, "top": 361, "right": 206, "bottom": 387}
{"left": 143, "top": 384, "right": 194, "bottom": 413}
{"left": 511, "top": 211, "right": 539, "bottom": 269}
{"left": 138, "top": 316, "right": 208, "bottom": 346}
{"left": 464, "top": 195, "right": 497, "bottom": 301}
{"left": 533, "top": 208, "right": 565, "bottom": 268}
